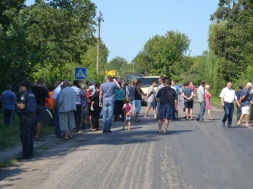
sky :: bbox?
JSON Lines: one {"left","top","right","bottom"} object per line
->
{"left": 25, "top": 0, "right": 219, "bottom": 62}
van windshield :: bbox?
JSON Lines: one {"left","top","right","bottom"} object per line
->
{"left": 139, "top": 78, "right": 159, "bottom": 87}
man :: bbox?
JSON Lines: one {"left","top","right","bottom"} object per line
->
{"left": 1, "top": 85, "right": 17, "bottom": 126}
{"left": 52, "top": 81, "right": 62, "bottom": 138}
{"left": 156, "top": 79, "right": 177, "bottom": 134}
{"left": 220, "top": 82, "right": 240, "bottom": 127}
{"left": 235, "top": 85, "right": 243, "bottom": 121}
{"left": 250, "top": 87, "right": 253, "bottom": 123}
{"left": 58, "top": 80, "right": 76, "bottom": 140}
{"left": 182, "top": 82, "right": 194, "bottom": 120}
{"left": 156, "top": 77, "right": 165, "bottom": 117}
{"left": 32, "top": 78, "right": 49, "bottom": 141}
{"left": 99, "top": 75, "right": 120, "bottom": 133}
{"left": 16, "top": 81, "right": 37, "bottom": 159}
{"left": 196, "top": 80, "right": 206, "bottom": 122}
{"left": 144, "top": 81, "right": 157, "bottom": 118}
{"left": 237, "top": 83, "right": 252, "bottom": 127}
{"left": 71, "top": 80, "right": 82, "bottom": 132}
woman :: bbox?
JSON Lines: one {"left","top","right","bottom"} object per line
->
{"left": 114, "top": 82, "right": 124, "bottom": 122}
{"left": 90, "top": 84, "right": 102, "bottom": 131}
{"left": 135, "top": 79, "right": 144, "bottom": 122}
{"left": 80, "top": 84, "right": 87, "bottom": 129}
{"left": 205, "top": 85, "right": 213, "bottom": 120}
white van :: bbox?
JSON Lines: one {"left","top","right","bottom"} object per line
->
{"left": 138, "top": 76, "right": 159, "bottom": 104}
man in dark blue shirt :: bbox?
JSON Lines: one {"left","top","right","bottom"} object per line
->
{"left": 237, "top": 83, "right": 252, "bottom": 127}
{"left": 235, "top": 85, "right": 243, "bottom": 121}
{"left": 1, "top": 85, "right": 17, "bottom": 126}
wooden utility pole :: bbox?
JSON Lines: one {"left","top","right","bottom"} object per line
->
{"left": 96, "top": 12, "right": 103, "bottom": 74}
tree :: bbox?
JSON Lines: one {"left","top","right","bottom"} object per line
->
{"left": 210, "top": 0, "right": 253, "bottom": 82}
{"left": 106, "top": 56, "right": 129, "bottom": 77}
{"left": 133, "top": 31, "right": 190, "bottom": 79}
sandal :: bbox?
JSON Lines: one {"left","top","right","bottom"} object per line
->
{"left": 33, "top": 137, "right": 44, "bottom": 141}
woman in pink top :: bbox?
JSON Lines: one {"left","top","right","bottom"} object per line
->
{"left": 205, "top": 85, "right": 213, "bottom": 120}
{"left": 122, "top": 98, "right": 133, "bottom": 130}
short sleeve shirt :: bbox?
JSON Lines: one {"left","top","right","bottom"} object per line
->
{"left": 197, "top": 86, "right": 205, "bottom": 102}
{"left": 32, "top": 86, "right": 49, "bottom": 106}
{"left": 156, "top": 86, "right": 177, "bottom": 104}
{"left": 123, "top": 103, "right": 132, "bottom": 116}
{"left": 71, "top": 86, "right": 81, "bottom": 105}
{"left": 182, "top": 87, "right": 193, "bottom": 100}
{"left": 219, "top": 87, "right": 237, "bottom": 103}
{"left": 1, "top": 90, "right": 17, "bottom": 110}
{"left": 100, "top": 81, "right": 118, "bottom": 102}
{"left": 148, "top": 86, "right": 155, "bottom": 102}
{"left": 240, "top": 88, "right": 250, "bottom": 107}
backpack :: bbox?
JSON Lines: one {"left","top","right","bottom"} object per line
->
{"left": 25, "top": 92, "right": 37, "bottom": 112}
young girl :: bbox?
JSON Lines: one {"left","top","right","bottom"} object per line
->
{"left": 122, "top": 98, "right": 133, "bottom": 130}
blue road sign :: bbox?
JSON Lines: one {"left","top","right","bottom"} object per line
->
{"left": 75, "top": 67, "right": 86, "bottom": 80}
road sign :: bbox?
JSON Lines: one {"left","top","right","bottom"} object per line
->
{"left": 75, "top": 67, "right": 86, "bottom": 80}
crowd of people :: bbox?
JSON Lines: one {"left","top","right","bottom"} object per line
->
{"left": 1, "top": 75, "right": 253, "bottom": 159}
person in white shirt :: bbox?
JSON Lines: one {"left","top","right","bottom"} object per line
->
{"left": 196, "top": 80, "right": 206, "bottom": 122}
{"left": 220, "top": 82, "right": 240, "bottom": 127}
{"left": 72, "top": 80, "right": 82, "bottom": 132}
{"left": 156, "top": 77, "right": 165, "bottom": 118}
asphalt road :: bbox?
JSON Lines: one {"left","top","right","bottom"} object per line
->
{"left": 1, "top": 102, "right": 253, "bottom": 189}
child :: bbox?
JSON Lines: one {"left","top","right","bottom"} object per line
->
{"left": 122, "top": 98, "right": 133, "bottom": 130}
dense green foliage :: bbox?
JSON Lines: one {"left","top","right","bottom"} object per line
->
{"left": 133, "top": 31, "right": 191, "bottom": 81}
{"left": 209, "top": 0, "right": 253, "bottom": 87}
{"left": 0, "top": 0, "right": 99, "bottom": 90}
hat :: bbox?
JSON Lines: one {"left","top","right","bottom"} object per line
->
{"left": 19, "top": 81, "right": 30, "bottom": 89}
{"left": 246, "top": 82, "right": 252, "bottom": 87}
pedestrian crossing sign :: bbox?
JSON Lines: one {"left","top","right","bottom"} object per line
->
{"left": 75, "top": 67, "right": 86, "bottom": 80}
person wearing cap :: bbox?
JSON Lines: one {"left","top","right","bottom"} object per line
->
{"left": 1, "top": 85, "right": 17, "bottom": 126}
{"left": 16, "top": 81, "right": 37, "bottom": 159}
{"left": 237, "top": 82, "right": 252, "bottom": 127}
{"left": 220, "top": 82, "right": 240, "bottom": 127}
{"left": 235, "top": 85, "right": 243, "bottom": 121}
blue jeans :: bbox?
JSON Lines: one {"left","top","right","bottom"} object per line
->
{"left": 102, "top": 101, "right": 115, "bottom": 131}
{"left": 197, "top": 101, "right": 205, "bottom": 120}
{"left": 131, "top": 100, "right": 136, "bottom": 115}
{"left": 236, "top": 104, "right": 241, "bottom": 121}
{"left": 222, "top": 102, "right": 234, "bottom": 126}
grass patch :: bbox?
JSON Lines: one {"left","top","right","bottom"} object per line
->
{"left": 0, "top": 159, "right": 19, "bottom": 169}
{"left": 0, "top": 114, "right": 55, "bottom": 150}
{"left": 211, "top": 96, "right": 221, "bottom": 108}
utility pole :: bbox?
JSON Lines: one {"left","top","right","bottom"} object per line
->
{"left": 96, "top": 11, "right": 104, "bottom": 74}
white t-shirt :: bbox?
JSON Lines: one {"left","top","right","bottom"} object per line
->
{"left": 219, "top": 87, "right": 237, "bottom": 103}
{"left": 148, "top": 86, "right": 155, "bottom": 102}
{"left": 197, "top": 86, "right": 204, "bottom": 102}
{"left": 71, "top": 86, "right": 81, "bottom": 104}
{"left": 89, "top": 85, "right": 96, "bottom": 95}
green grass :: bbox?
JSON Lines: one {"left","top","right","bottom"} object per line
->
{"left": 0, "top": 114, "right": 55, "bottom": 150}
{"left": 0, "top": 159, "right": 19, "bottom": 169}
{"left": 210, "top": 96, "right": 222, "bottom": 108}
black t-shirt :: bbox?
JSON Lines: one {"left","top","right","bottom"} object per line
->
{"left": 135, "top": 87, "right": 143, "bottom": 100}
{"left": 32, "top": 86, "right": 49, "bottom": 106}
{"left": 156, "top": 86, "right": 177, "bottom": 104}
